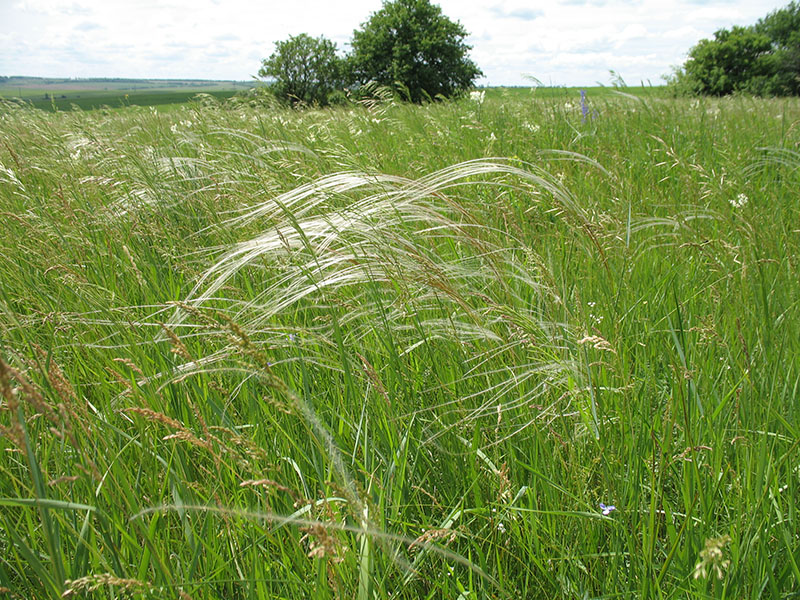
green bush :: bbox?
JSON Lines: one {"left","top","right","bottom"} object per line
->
{"left": 671, "top": 2, "right": 800, "bottom": 96}
{"left": 349, "top": 0, "right": 482, "bottom": 102}
{"left": 258, "top": 33, "right": 346, "bottom": 106}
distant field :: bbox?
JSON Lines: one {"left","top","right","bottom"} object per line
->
{"left": 0, "top": 76, "right": 667, "bottom": 112}
{"left": 9, "top": 90, "right": 246, "bottom": 111}
{"left": 0, "top": 76, "right": 255, "bottom": 111}
{"left": 484, "top": 85, "right": 666, "bottom": 100}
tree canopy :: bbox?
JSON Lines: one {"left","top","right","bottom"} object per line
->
{"left": 257, "top": 34, "right": 344, "bottom": 106}
{"left": 754, "top": 1, "right": 800, "bottom": 95}
{"left": 672, "top": 2, "right": 800, "bottom": 96}
{"left": 349, "top": 0, "right": 483, "bottom": 102}
{"left": 258, "top": 0, "right": 482, "bottom": 106}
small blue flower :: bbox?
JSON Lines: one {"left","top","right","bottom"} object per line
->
{"left": 599, "top": 503, "right": 616, "bottom": 516}
{"left": 580, "top": 89, "right": 589, "bottom": 123}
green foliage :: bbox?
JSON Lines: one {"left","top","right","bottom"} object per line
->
{"left": 679, "top": 27, "right": 775, "bottom": 95}
{"left": 349, "top": 0, "right": 482, "bottom": 102}
{"left": 672, "top": 2, "right": 800, "bottom": 96}
{"left": 258, "top": 33, "right": 345, "bottom": 106}
{"left": 755, "top": 1, "right": 800, "bottom": 94}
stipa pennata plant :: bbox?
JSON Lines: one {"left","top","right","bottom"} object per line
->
{"left": 164, "top": 157, "right": 605, "bottom": 436}
{"left": 141, "top": 156, "right": 609, "bottom": 585}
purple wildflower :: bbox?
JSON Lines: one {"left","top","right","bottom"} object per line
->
{"left": 580, "top": 89, "right": 589, "bottom": 123}
{"left": 599, "top": 503, "right": 616, "bottom": 516}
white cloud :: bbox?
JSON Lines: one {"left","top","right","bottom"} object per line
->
{"left": 614, "top": 24, "right": 648, "bottom": 47}
{"left": 0, "top": 0, "right": 791, "bottom": 85}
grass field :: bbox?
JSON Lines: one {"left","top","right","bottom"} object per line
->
{"left": 0, "top": 88, "right": 798, "bottom": 599}
{"left": 0, "top": 77, "right": 254, "bottom": 112}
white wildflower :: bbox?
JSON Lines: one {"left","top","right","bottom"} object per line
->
{"left": 730, "top": 193, "right": 748, "bottom": 208}
{"left": 470, "top": 90, "right": 485, "bottom": 104}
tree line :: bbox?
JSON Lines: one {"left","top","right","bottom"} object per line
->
{"left": 670, "top": 2, "right": 800, "bottom": 96}
{"left": 258, "top": 0, "right": 800, "bottom": 106}
{"left": 257, "top": 0, "right": 482, "bottom": 106}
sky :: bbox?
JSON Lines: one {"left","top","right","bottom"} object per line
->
{"left": 0, "top": 0, "right": 791, "bottom": 87}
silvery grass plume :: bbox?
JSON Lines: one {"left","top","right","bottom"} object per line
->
{"left": 158, "top": 155, "right": 611, "bottom": 448}
{"left": 157, "top": 155, "right": 605, "bottom": 578}
{"left": 746, "top": 146, "right": 800, "bottom": 173}
{"left": 104, "top": 131, "right": 319, "bottom": 217}
{"left": 167, "top": 155, "right": 602, "bottom": 359}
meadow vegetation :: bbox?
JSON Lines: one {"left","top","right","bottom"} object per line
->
{"left": 0, "top": 88, "right": 799, "bottom": 598}
{"left": 0, "top": 77, "right": 251, "bottom": 112}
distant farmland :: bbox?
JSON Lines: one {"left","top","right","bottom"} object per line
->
{"left": 0, "top": 76, "right": 256, "bottom": 111}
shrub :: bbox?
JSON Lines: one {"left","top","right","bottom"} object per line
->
{"left": 258, "top": 33, "right": 345, "bottom": 106}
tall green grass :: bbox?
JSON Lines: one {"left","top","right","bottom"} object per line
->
{"left": 1, "top": 90, "right": 798, "bottom": 598}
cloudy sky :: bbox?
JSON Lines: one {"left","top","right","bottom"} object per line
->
{"left": 0, "top": 0, "right": 790, "bottom": 86}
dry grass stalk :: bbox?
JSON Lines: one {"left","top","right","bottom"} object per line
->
{"left": 496, "top": 461, "right": 512, "bottom": 503}
{"left": 300, "top": 522, "right": 348, "bottom": 562}
{"left": 240, "top": 478, "right": 301, "bottom": 503}
{"left": 159, "top": 323, "right": 192, "bottom": 361}
{"left": 123, "top": 405, "right": 220, "bottom": 461}
{"left": 106, "top": 366, "right": 133, "bottom": 394}
{"left": 122, "top": 407, "right": 183, "bottom": 430}
{"left": 358, "top": 353, "right": 390, "bottom": 404}
{"left": 409, "top": 528, "right": 457, "bottom": 551}
{"left": 48, "top": 475, "right": 81, "bottom": 486}
{"left": 209, "top": 425, "right": 270, "bottom": 461}
{"left": 112, "top": 357, "right": 145, "bottom": 378}
{"left": 0, "top": 357, "right": 99, "bottom": 481}
{"left": 0, "top": 359, "right": 25, "bottom": 448}
{"left": 577, "top": 334, "right": 616, "bottom": 354}
{"left": 122, "top": 244, "right": 145, "bottom": 287}
{"left": 62, "top": 573, "right": 151, "bottom": 597}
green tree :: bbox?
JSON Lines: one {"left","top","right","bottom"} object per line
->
{"left": 671, "top": 2, "right": 800, "bottom": 96}
{"left": 754, "top": 1, "right": 800, "bottom": 94}
{"left": 258, "top": 33, "right": 344, "bottom": 106}
{"left": 349, "top": 0, "right": 483, "bottom": 102}
{"left": 679, "top": 26, "right": 774, "bottom": 95}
